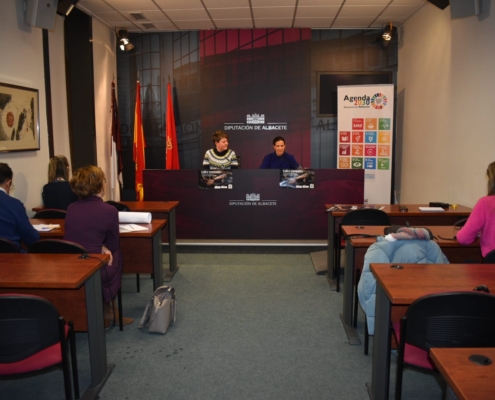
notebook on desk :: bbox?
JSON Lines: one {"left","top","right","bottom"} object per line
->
{"left": 418, "top": 207, "right": 445, "bottom": 212}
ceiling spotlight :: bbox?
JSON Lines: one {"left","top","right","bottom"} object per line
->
{"left": 380, "top": 22, "right": 397, "bottom": 48}
{"left": 117, "top": 29, "right": 134, "bottom": 51}
{"left": 57, "top": 0, "right": 79, "bottom": 17}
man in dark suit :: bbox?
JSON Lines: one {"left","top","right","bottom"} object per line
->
{"left": 0, "top": 162, "right": 39, "bottom": 248}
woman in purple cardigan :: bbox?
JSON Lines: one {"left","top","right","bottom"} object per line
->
{"left": 457, "top": 161, "right": 495, "bottom": 258}
{"left": 65, "top": 165, "right": 132, "bottom": 326}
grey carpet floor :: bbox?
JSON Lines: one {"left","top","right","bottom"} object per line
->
{"left": 0, "top": 253, "right": 444, "bottom": 400}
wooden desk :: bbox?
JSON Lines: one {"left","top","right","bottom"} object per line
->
{"left": 325, "top": 204, "right": 471, "bottom": 287}
{"left": 430, "top": 347, "right": 495, "bottom": 400}
{"left": 31, "top": 218, "right": 168, "bottom": 291}
{"left": 0, "top": 253, "right": 112, "bottom": 400}
{"left": 369, "top": 263, "right": 495, "bottom": 400}
{"left": 340, "top": 225, "right": 482, "bottom": 345}
{"left": 33, "top": 201, "right": 180, "bottom": 281}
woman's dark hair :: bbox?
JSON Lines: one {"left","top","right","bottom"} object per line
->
{"left": 212, "top": 130, "right": 228, "bottom": 144}
{"left": 272, "top": 136, "right": 285, "bottom": 146}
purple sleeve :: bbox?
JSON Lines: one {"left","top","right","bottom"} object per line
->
{"left": 456, "top": 198, "right": 486, "bottom": 245}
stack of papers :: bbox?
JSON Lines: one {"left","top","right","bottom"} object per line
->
{"left": 418, "top": 207, "right": 445, "bottom": 212}
{"left": 119, "top": 224, "right": 148, "bottom": 233}
{"left": 32, "top": 224, "right": 61, "bottom": 232}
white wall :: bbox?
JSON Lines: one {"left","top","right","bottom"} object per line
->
{"left": 397, "top": 1, "right": 495, "bottom": 207}
{"left": 0, "top": 0, "right": 52, "bottom": 215}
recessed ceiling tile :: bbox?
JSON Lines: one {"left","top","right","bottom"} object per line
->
{"left": 296, "top": 6, "right": 340, "bottom": 18}
{"left": 140, "top": 21, "right": 178, "bottom": 30}
{"left": 255, "top": 18, "right": 294, "bottom": 28}
{"left": 78, "top": 0, "right": 115, "bottom": 13}
{"left": 174, "top": 20, "right": 215, "bottom": 30}
{"left": 203, "top": 0, "right": 249, "bottom": 7}
{"left": 214, "top": 19, "right": 254, "bottom": 29}
{"left": 331, "top": 17, "right": 376, "bottom": 28}
{"left": 391, "top": 0, "right": 425, "bottom": 5}
{"left": 294, "top": 17, "right": 333, "bottom": 28}
{"left": 164, "top": 9, "right": 210, "bottom": 19}
{"left": 298, "top": 0, "right": 343, "bottom": 5}
{"left": 373, "top": 16, "right": 406, "bottom": 27}
{"left": 380, "top": 5, "right": 421, "bottom": 17}
{"left": 339, "top": 5, "right": 385, "bottom": 18}
{"left": 208, "top": 8, "right": 252, "bottom": 19}
{"left": 154, "top": 0, "right": 205, "bottom": 10}
{"left": 105, "top": 0, "right": 158, "bottom": 12}
{"left": 252, "top": 0, "right": 296, "bottom": 6}
{"left": 345, "top": 0, "right": 389, "bottom": 4}
{"left": 253, "top": 7, "right": 295, "bottom": 18}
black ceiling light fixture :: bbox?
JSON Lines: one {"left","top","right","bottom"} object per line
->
{"left": 117, "top": 28, "right": 134, "bottom": 51}
{"left": 380, "top": 22, "right": 397, "bottom": 48}
{"left": 57, "top": 0, "right": 79, "bottom": 17}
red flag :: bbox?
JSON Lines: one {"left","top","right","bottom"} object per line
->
{"left": 133, "top": 81, "right": 146, "bottom": 201}
{"left": 165, "top": 82, "right": 180, "bottom": 169}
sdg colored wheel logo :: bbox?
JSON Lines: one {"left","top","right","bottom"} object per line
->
{"left": 371, "top": 93, "right": 388, "bottom": 110}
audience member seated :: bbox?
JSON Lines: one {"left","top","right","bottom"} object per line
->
{"left": 42, "top": 155, "right": 78, "bottom": 210}
{"left": 64, "top": 165, "right": 133, "bottom": 327}
{"left": 203, "top": 130, "right": 239, "bottom": 170}
{"left": 259, "top": 136, "right": 300, "bottom": 170}
{"left": 457, "top": 161, "right": 495, "bottom": 257}
{"left": 357, "top": 228, "right": 448, "bottom": 337}
{"left": 0, "top": 163, "right": 39, "bottom": 249}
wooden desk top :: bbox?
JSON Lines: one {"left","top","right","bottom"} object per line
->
{"left": 0, "top": 253, "right": 109, "bottom": 289}
{"left": 370, "top": 263, "right": 495, "bottom": 305}
{"left": 33, "top": 201, "right": 179, "bottom": 213}
{"left": 325, "top": 204, "right": 471, "bottom": 217}
{"left": 341, "top": 225, "right": 479, "bottom": 248}
{"left": 120, "top": 201, "right": 179, "bottom": 213}
{"left": 430, "top": 347, "right": 495, "bottom": 400}
{"left": 31, "top": 219, "right": 167, "bottom": 237}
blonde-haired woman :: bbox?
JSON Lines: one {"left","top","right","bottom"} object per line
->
{"left": 457, "top": 161, "right": 495, "bottom": 257}
{"left": 42, "top": 155, "right": 77, "bottom": 210}
{"left": 64, "top": 165, "right": 133, "bottom": 327}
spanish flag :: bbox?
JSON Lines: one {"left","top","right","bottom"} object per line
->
{"left": 133, "top": 81, "right": 146, "bottom": 201}
{"left": 165, "top": 82, "right": 180, "bottom": 169}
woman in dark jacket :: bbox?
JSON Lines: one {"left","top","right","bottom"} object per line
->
{"left": 42, "top": 155, "right": 77, "bottom": 210}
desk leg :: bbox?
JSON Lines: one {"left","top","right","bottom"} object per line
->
{"left": 340, "top": 240, "right": 360, "bottom": 345}
{"left": 164, "top": 209, "right": 179, "bottom": 282}
{"left": 367, "top": 284, "right": 391, "bottom": 400}
{"left": 152, "top": 232, "right": 164, "bottom": 291}
{"left": 82, "top": 271, "right": 114, "bottom": 400}
{"left": 326, "top": 214, "right": 337, "bottom": 289}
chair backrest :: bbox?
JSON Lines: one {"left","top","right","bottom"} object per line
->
{"left": 34, "top": 209, "right": 67, "bottom": 219}
{"left": 483, "top": 249, "right": 495, "bottom": 264}
{"left": 28, "top": 239, "right": 88, "bottom": 255}
{"left": 0, "top": 238, "right": 21, "bottom": 253}
{"left": 341, "top": 208, "right": 391, "bottom": 226}
{"left": 0, "top": 294, "right": 61, "bottom": 363}
{"left": 404, "top": 291, "right": 495, "bottom": 351}
{"left": 106, "top": 201, "right": 130, "bottom": 212}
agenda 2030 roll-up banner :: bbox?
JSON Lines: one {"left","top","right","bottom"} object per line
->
{"left": 337, "top": 84, "right": 394, "bottom": 204}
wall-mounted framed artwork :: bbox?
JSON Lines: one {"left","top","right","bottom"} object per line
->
{"left": 0, "top": 82, "right": 40, "bottom": 152}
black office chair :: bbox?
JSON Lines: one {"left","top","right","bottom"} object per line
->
{"left": 28, "top": 239, "right": 123, "bottom": 331}
{"left": 335, "top": 208, "right": 390, "bottom": 292}
{"left": 483, "top": 249, "right": 495, "bottom": 263}
{"left": 0, "top": 294, "right": 79, "bottom": 400}
{"left": 393, "top": 291, "right": 495, "bottom": 400}
{"left": 34, "top": 209, "right": 67, "bottom": 219}
{"left": 105, "top": 201, "right": 142, "bottom": 293}
{"left": 0, "top": 238, "right": 21, "bottom": 253}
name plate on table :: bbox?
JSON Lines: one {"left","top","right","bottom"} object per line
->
{"left": 198, "top": 170, "right": 233, "bottom": 189}
{"left": 279, "top": 169, "right": 315, "bottom": 189}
